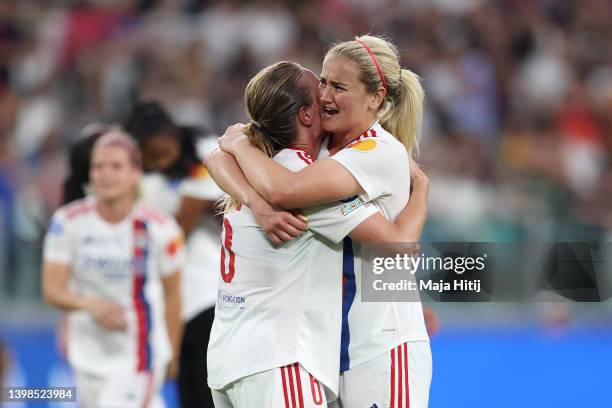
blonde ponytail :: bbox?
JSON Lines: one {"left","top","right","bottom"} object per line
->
{"left": 379, "top": 69, "right": 424, "bottom": 155}
{"left": 220, "top": 124, "right": 275, "bottom": 214}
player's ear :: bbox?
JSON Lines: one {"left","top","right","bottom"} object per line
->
{"left": 298, "top": 105, "right": 314, "bottom": 127}
{"left": 369, "top": 87, "right": 386, "bottom": 110}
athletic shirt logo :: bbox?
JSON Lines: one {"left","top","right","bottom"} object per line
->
{"left": 348, "top": 128, "right": 378, "bottom": 151}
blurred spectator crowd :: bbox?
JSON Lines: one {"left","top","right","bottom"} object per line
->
{"left": 0, "top": 0, "right": 611, "bottom": 300}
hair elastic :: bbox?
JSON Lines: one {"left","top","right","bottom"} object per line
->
{"left": 355, "top": 38, "right": 388, "bottom": 93}
{"left": 250, "top": 120, "right": 273, "bottom": 141}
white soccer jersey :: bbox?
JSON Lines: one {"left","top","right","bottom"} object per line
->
{"left": 43, "top": 197, "right": 185, "bottom": 376}
{"left": 207, "top": 148, "right": 378, "bottom": 398}
{"left": 139, "top": 136, "right": 224, "bottom": 321}
{"left": 329, "top": 121, "right": 430, "bottom": 372}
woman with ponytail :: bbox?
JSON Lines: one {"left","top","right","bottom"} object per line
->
{"left": 43, "top": 130, "right": 184, "bottom": 408}
{"left": 214, "top": 35, "right": 431, "bottom": 408}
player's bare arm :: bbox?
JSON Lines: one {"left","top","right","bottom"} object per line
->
{"left": 42, "top": 262, "right": 127, "bottom": 331}
{"left": 206, "top": 147, "right": 308, "bottom": 244}
{"left": 218, "top": 123, "right": 364, "bottom": 208}
{"left": 161, "top": 269, "right": 182, "bottom": 380}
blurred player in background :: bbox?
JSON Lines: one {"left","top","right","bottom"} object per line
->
{"left": 42, "top": 130, "right": 184, "bottom": 408}
{"left": 124, "top": 101, "right": 222, "bottom": 408}
{"left": 206, "top": 61, "right": 429, "bottom": 407}
{"left": 216, "top": 35, "right": 431, "bottom": 408}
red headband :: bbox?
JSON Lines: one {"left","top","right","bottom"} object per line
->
{"left": 355, "top": 38, "right": 388, "bottom": 93}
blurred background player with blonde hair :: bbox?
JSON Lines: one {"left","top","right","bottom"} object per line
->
{"left": 42, "top": 130, "right": 184, "bottom": 408}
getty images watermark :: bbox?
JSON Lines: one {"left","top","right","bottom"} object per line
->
{"left": 372, "top": 252, "right": 486, "bottom": 293}
{"left": 360, "top": 242, "right": 612, "bottom": 302}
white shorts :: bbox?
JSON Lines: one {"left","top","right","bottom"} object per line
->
{"left": 330, "top": 341, "right": 432, "bottom": 408}
{"left": 75, "top": 368, "right": 165, "bottom": 408}
{"left": 212, "top": 363, "right": 327, "bottom": 408}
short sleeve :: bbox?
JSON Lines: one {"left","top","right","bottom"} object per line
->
{"left": 157, "top": 220, "right": 186, "bottom": 277}
{"left": 43, "top": 209, "right": 73, "bottom": 265}
{"left": 330, "top": 137, "right": 406, "bottom": 202}
{"left": 304, "top": 196, "right": 379, "bottom": 244}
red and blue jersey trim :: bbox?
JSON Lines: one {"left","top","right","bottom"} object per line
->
{"left": 340, "top": 237, "right": 356, "bottom": 372}
{"left": 133, "top": 218, "right": 152, "bottom": 372}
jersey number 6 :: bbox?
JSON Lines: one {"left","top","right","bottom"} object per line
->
{"left": 220, "top": 218, "right": 236, "bottom": 283}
